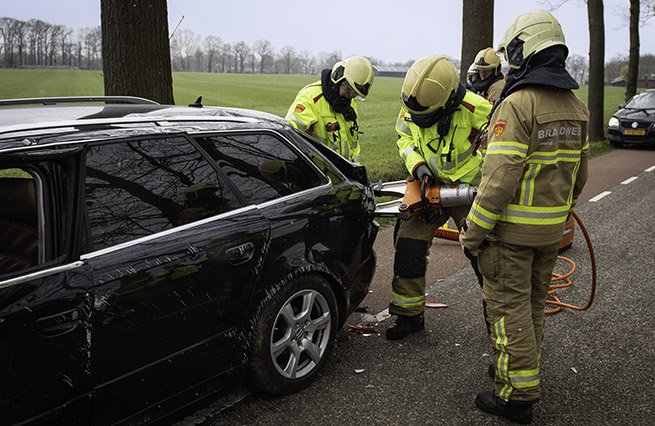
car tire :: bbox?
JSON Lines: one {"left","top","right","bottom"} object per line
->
{"left": 248, "top": 274, "right": 338, "bottom": 395}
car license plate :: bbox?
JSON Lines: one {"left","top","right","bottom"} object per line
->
{"left": 623, "top": 129, "right": 645, "bottom": 136}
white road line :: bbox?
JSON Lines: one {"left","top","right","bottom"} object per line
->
{"left": 589, "top": 191, "right": 612, "bottom": 202}
{"left": 646, "top": 165, "right": 655, "bottom": 172}
{"left": 621, "top": 176, "right": 639, "bottom": 185}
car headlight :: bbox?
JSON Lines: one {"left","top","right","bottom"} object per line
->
{"left": 608, "top": 117, "right": 619, "bottom": 127}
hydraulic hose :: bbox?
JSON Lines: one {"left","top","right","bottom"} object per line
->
{"left": 435, "top": 210, "right": 597, "bottom": 314}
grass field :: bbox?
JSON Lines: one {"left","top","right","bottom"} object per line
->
{"left": 0, "top": 68, "right": 624, "bottom": 182}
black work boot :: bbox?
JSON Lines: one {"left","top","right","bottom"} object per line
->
{"left": 385, "top": 314, "right": 424, "bottom": 340}
{"left": 475, "top": 390, "right": 535, "bottom": 424}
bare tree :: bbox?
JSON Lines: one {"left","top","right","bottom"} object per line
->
{"left": 625, "top": 0, "right": 640, "bottom": 101}
{"left": 280, "top": 45, "right": 296, "bottom": 74}
{"left": 566, "top": 53, "right": 588, "bottom": 83}
{"left": 253, "top": 39, "right": 273, "bottom": 74}
{"left": 460, "top": 0, "right": 494, "bottom": 81}
{"left": 204, "top": 35, "right": 221, "bottom": 73}
{"left": 101, "top": 0, "right": 174, "bottom": 104}
{"left": 219, "top": 43, "right": 232, "bottom": 73}
{"left": 587, "top": 0, "right": 605, "bottom": 141}
{"left": 233, "top": 41, "right": 249, "bottom": 73}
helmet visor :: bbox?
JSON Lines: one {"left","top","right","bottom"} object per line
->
{"left": 402, "top": 93, "right": 430, "bottom": 113}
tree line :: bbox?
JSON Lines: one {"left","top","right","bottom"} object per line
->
{"left": 4, "top": 13, "right": 652, "bottom": 84}
{"left": 0, "top": 16, "right": 413, "bottom": 75}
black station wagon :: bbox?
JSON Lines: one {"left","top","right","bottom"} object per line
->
{"left": 0, "top": 97, "right": 378, "bottom": 425}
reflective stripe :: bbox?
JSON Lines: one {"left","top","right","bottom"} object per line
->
{"left": 391, "top": 291, "right": 426, "bottom": 307}
{"left": 352, "top": 155, "right": 360, "bottom": 163}
{"left": 520, "top": 164, "right": 540, "bottom": 206}
{"left": 402, "top": 146, "right": 414, "bottom": 161}
{"left": 285, "top": 112, "right": 307, "bottom": 132}
{"left": 509, "top": 369, "right": 540, "bottom": 388}
{"left": 397, "top": 117, "right": 412, "bottom": 135}
{"left": 501, "top": 204, "right": 569, "bottom": 225}
{"left": 468, "top": 201, "right": 500, "bottom": 229}
{"left": 527, "top": 149, "right": 581, "bottom": 164}
{"left": 342, "top": 139, "right": 349, "bottom": 160}
{"left": 487, "top": 141, "right": 528, "bottom": 157}
{"left": 568, "top": 161, "right": 581, "bottom": 204}
{"left": 494, "top": 317, "right": 513, "bottom": 401}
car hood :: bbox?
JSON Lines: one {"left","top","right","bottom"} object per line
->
{"left": 613, "top": 108, "right": 655, "bottom": 120}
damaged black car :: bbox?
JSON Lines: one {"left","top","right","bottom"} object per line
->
{"left": 607, "top": 89, "right": 655, "bottom": 148}
{"left": 0, "top": 97, "right": 378, "bottom": 425}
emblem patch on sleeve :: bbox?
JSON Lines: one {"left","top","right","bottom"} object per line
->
{"left": 294, "top": 104, "right": 306, "bottom": 113}
{"left": 493, "top": 120, "right": 507, "bottom": 138}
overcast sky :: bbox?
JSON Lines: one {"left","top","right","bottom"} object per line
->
{"left": 4, "top": 0, "right": 654, "bottom": 64}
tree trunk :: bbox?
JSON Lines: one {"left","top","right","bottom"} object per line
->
{"left": 460, "top": 0, "right": 494, "bottom": 81}
{"left": 625, "top": 0, "right": 640, "bottom": 101}
{"left": 101, "top": 0, "right": 174, "bottom": 104}
{"left": 587, "top": 0, "right": 605, "bottom": 141}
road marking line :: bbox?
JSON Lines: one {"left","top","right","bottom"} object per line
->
{"left": 646, "top": 165, "right": 655, "bottom": 172}
{"left": 621, "top": 176, "right": 638, "bottom": 185}
{"left": 589, "top": 191, "right": 611, "bottom": 202}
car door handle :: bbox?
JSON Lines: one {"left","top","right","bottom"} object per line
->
{"left": 35, "top": 309, "right": 80, "bottom": 337}
{"left": 226, "top": 242, "right": 255, "bottom": 265}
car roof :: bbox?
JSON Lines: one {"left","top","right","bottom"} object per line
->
{"left": 0, "top": 96, "right": 290, "bottom": 146}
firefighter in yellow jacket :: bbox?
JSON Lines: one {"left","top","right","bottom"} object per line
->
{"left": 469, "top": 47, "right": 505, "bottom": 103}
{"left": 385, "top": 55, "right": 492, "bottom": 340}
{"left": 459, "top": 9, "right": 589, "bottom": 424}
{"left": 285, "top": 57, "right": 374, "bottom": 164}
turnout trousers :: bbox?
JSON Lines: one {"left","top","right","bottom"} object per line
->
{"left": 478, "top": 239, "right": 559, "bottom": 402}
{"left": 389, "top": 206, "right": 470, "bottom": 317}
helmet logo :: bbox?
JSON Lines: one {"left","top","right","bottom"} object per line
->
{"left": 493, "top": 120, "right": 507, "bottom": 138}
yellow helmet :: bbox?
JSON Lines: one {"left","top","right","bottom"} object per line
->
{"left": 401, "top": 55, "right": 459, "bottom": 116}
{"left": 497, "top": 9, "right": 567, "bottom": 69}
{"left": 330, "top": 56, "right": 374, "bottom": 100}
{"left": 474, "top": 47, "right": 500, "bottom": 75}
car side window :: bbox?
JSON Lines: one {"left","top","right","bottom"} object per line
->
{"left": 84, "top": 137, "right": 240, "bottom": 252}
{"left": 194, "top": 133, "right": 326, "bottom": 204}
{"left": 0, "top": 169, "right": 40, "bottom": 275}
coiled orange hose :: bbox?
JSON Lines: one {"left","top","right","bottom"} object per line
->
{"left": 434, "top": 210, "right": 597, "bottom": 315}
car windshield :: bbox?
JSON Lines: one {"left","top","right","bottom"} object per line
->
{"left": 625, "top": 91, "right": 655, "bottom": 109}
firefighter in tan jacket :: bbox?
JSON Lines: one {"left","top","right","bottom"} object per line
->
{"left": 469, "top": 48, "right": 505, "bottom": 103}
{"left": 459, "top": 9, "right": 589, "bottom": 424}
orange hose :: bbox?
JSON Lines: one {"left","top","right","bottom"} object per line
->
{"left": 544, "top": 210, "right": 597, "bottom": 314}
{"left": 434, "top": 211, "right": 597, "bottom": 315}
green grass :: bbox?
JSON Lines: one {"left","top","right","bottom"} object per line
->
{"left": 1, "top": 69, "right": 623, "bottom": 182}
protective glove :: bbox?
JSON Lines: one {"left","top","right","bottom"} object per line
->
{"left": 414, "top": 163, "right": 435, "bottom": 184}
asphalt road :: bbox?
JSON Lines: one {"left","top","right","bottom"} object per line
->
{"left": 173, "top": 147, "right": 655, "bottom": 426}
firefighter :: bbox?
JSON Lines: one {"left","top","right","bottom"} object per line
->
{"left": 459, "top": 9, "right": 589, "bottom": 424}
{"left": 385, "top": 55, "right": 492, "bottom": 340}
{"left": 465, "top": 62, "right": 480, "bottom": 91}
{"left": 285, "top": 56, "right": 374, "bottom": 164}
{"left": 469, "top": 47, "right": 505, "bottom": 103}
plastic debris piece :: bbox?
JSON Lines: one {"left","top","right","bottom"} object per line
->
{"left": 347, "top": 323, "right": 375, "bottom": 331}
{"left": 425, "top": 301, "right": 448, "bottom": 309}
{"left": 360, "top": 313, "right": 378, "bottom": 326}
{"left": 571, "top": 367, "right": 578, "bottom": 374}
{"left": 368, "top": 290, "right": 374, "bottom": 294}
{"left": 354, "top": 369, "right": 365, "bottom": 374}
{"left": 365, "top": 384, "right": 375, "bottom": 388}
{"left": 482, "top": 353, "right": 490, "bottom": 357}
{"left": 455, "top": 343, "right": 461, "bottom": 347}
{"left": 362, "top": 333, "right": 372, "bottom": 337}
{"left": 438, "top": 279, "right": 444, "bottom": 282}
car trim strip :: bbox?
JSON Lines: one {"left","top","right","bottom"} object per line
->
{"left": 0, "top": 261, "right": 85, "bottom": 290}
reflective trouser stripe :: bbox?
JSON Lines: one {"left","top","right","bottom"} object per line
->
{"left": 494, "top": 317, "right": 513, "bottom": 401}
{"left": 391, "top": 291, "right": 425, "bottom": 307}
{"left": 509, "top": 369, "right": 540, "bottom": 388}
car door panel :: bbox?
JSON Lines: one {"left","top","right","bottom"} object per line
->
{"left": 84, "top": 209, "right": 269, "bottom": 426}
{"left": 0, "top": 271, "right": 92, "bottom": 426}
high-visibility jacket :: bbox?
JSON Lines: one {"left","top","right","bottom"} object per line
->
{"left": 395, "top": 91, "right": 492, "bottom": 185}
{"left": 461, "top": 86, "right": 589, "bottom": 248}
{"left": 286, "top": 81, "right": 361, "bottom": 163}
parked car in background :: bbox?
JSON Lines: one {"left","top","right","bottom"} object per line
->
{"left": 607, "top": 89, "right": 655, "bottom": 148}
{"left": 0, "top": 97, "right": 378, "bottom": 426}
